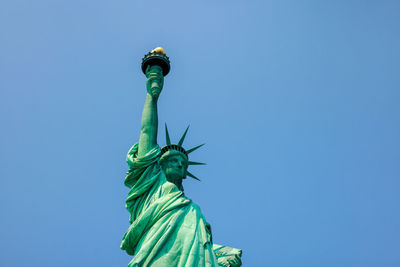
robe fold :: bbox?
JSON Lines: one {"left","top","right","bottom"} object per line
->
{"left": 121, "top": 143, "right": 219, "bottom": 266}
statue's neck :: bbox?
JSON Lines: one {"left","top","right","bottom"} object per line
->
{"left": 175, "top": 180, "right": 184, "bottom": 192}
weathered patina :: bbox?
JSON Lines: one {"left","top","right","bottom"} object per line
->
{"left": 121, "top": 47, "right": 242, "bottom": 267}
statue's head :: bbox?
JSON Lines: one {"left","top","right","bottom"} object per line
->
{"left": 159, "top": 124, "right": 205, "bottom": 191}
{"left": 159, "top": 151, "right": 188, "bottom": 191}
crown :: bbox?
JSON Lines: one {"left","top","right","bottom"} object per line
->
{"left": 160, "top": 124, "right": 205, "bottom": 181}
{"left": 141, "top": 47, "right": 171, "bottom": 76}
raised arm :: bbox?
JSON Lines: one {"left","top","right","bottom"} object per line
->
{"left": 138, "top": 65, "right": 164, "bottom": 157}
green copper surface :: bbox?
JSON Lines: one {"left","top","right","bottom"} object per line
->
{"left": 165, "top": 123, "right": 171, "bottom": 146}
{"left": 121, "top": 48, "right": 242, "bottom": 266}
{"left": 186, "top": 170, "right": 201, "bottom": 181}
{"left": 177, "top": 125, "right": 189, "bottom": 146}
{"left": 186, "top": 143, "right": 205, "bottom": 154}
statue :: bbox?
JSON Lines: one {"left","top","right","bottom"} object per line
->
{"left": 120, "top": 47, "right": 242, "bottom": 267}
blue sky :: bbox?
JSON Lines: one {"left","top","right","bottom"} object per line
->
{"left": 1, "top": 1, "right": 399, "bottom": 266}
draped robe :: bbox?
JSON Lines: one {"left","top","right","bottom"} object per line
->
{"left": 120, "top": 143, "right": 219, "bottom": 266}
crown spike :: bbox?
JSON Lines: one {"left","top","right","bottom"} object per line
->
{"left": 187, "top": 143, "right": 205, "bottom": 154}
{"left": 187, "top": 171, "right": 201, "bottom": 181}
{"left": 165, "top": 123, "right": 171, "bottom": 145}
{"left": 188, "top": 161, "right": 206, "bottom": 166}
{"left": 178, "top": 125, "right": 190, "bottom": 147}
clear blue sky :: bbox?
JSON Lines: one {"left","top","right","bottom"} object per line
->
{"left": 1, "top": 1, "right": 399, "bottom": 266}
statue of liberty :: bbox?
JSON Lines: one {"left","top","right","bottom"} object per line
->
{"left": 120, "top": 47, "right": 242, "bottom": 267}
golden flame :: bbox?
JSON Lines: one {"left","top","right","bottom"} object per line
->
{"left": 151, "top": 47, "right": 166, "bottom": 55}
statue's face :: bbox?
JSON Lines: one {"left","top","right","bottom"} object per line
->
{"left": 162, "top": 154, "right": 187, "bottom": 185}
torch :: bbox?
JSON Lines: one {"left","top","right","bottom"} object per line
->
{"left": 141, "top": 47, "right": 171, "bottom": 77}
